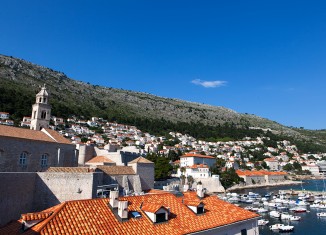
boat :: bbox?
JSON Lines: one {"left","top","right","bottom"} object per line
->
{"left": 318, "top": 204, "right": 326, "bottom": 209}
{"left": 257, "top": 207, "right": 268, "bottom": 213}
{"left": 269, "top": 210, "right": 281, "bottom": 218}
{"left": 258, "top": 219, "right": 269, "bottom": 226}
{"left": 280, "top": 213, "right": 291, "bottom": 220}
{"left": 269, "top": 223, "right": 284, "bottom": 230}
{"left": 317, "top": 212, "right": 326, "bottom": 217}
{"left": 269, "top": 224, "right": 294, "bottom": 232}
{"left": 290, "top": 215, "right": 301, "bottom": 221}
{"left": 296, "top": 200, "right": 309, "bottom": 206}
{"left": 310, "top": 203, "right": 320, "bottom": 208}
{"left": 244, "top": 206, "right": 253, "bottom": 211}
{"left": 290, "top": 207, "right": 307, "bottom": 213}
{"left": 277, "top": 206, "right": 289, "bottom": 210}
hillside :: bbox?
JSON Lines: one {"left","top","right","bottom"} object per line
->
{"left": 0, "top": 54, "right": 325, "bottom": 150}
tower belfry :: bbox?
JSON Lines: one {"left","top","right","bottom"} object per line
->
{"left": 30, "top": 85, "right": 51, "bottom": 130}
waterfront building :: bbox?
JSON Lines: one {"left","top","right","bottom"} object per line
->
{"left": 236, "top": 170, "right": 287, "bottom": 185}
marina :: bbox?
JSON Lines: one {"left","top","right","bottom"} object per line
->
{"left": 219, "top": 179, "right": 326, "bottom": 235}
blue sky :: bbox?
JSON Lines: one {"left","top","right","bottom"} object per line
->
{"left": 1, "top": 1, "right": 325, "bottom": 130}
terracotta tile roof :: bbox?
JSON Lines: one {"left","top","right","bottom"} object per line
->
{"left": 145, "top": 189, "right": 171, "bottom": 194}
{"left": 21, "top": 212, "right": 52, "bottom": 221}
{"left": 141, "top": 202, "right": 166, "bottom": 213}
{"left": 128, "top": 156, "right": 154, "bottom": 164}
{"left": 0, "top": 125, "right": 72, "bottom": 145}
{"left": 183, "top": 199, "right": 202, "bottom": 207}
{"left": 0, "top": 193, "right": 259, "bottom": 235}
{"left": 96, "top": 166, "right": 136, "bottom": 175}
{"left": 46, "top": 167, "right": 91, "bottom": 173}
{"left": 41, "top": 128, "right": 72, "bottom": 144}
{"left": 264, "top": 157, "right": 278, "bottom": 162}
{"left": 86, "top": 156, "right": 115, "bottom": 164}
{"left": 236, "top": 170, "right": 287, "bottom": 176}
{"left": 181, "top": 153, "right": 215, "bottom": 159}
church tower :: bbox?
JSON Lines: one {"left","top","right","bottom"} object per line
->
{"left": 30, "top": 85, "right": 51, "bottom": 130}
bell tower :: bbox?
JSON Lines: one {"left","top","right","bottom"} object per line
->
{"left": 30, "top": 85, "right": 51, "bottom": 130}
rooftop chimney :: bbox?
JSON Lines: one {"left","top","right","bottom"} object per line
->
{"left": 109, "top": 191, "right": 119, "bottom": 208}
{"left": 118, "top": 201, "right": 128, "bottom": 219}
{"left": 197, "top": 184, "right": 204, "bottom": 198}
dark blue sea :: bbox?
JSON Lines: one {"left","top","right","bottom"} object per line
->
{"left": 233, "top": 179, "right": 326, "bottom": 235}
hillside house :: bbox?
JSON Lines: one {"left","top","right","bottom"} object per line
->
{"left": 0, "top": 112, "right": 9, "bottom": 119}
{"left": 264, "top": 157, "right": 279, "bottom": 171}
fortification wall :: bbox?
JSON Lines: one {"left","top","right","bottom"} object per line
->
{"left": 33, "top": 172, "right": 103, "bottom": 211}
{"left": 0, "top": 173, "right": 36, "bottom": 226}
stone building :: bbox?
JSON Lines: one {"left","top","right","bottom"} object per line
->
{"left": 0, "top": 125, "right": 77, "bottom": 172}
{"left": 0, "top": 86, "right": 77, "bottom": 172}
{"left": 0, "top": 157, "right": 154, "bottom": 226}
{"left": 30, "top": 85, "right": 51, "bottom": 131}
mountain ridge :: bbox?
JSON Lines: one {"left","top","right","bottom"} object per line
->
{"left": 1, "top": 54, "right": 325, "bottom": 148}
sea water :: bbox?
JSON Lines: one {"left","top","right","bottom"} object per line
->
{"left": 233, "top": 179, "right": 326, "bottom": 235}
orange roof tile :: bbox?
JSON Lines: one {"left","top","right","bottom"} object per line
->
{"left": 0, "top": 125, "right": 72, "bottom": 144}
{"left": 96, "top": 166, "right": 136, "bottom": 175}
{"left": 21, "top": 212, "right": 52, "bottom": 221}
{"left": 0, "top": 193, "right": 259, "bottom": 235}
{"left": 181, "top": 153, "right": 215, "bottom": 159}
{"left": 141, "top": 202, "right": 166, "bottom": 213}
{"left": 128, "top": 156, "right": 154, "bottom": 164}
{"left": 46, "top": 167, "right": 91, "bottom": 173}
{"left": 236, "top": 170, "right": 287, "bottom": 176}
{"left": 86, "top": 156, "right": 115, "bottom": 164}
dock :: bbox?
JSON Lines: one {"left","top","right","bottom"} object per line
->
{"left": 280, "top": 189, "right": 326, "bottom": 196}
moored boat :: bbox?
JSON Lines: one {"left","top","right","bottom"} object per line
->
{"left": 290, "top": 207, "right": 307, "bottom": 213}
{"left": 317, "top": 212, "right": 326, "bottom": 217}
{"left": 258, "top": 219, "right": 269, "bottom": 226}
{"left": 269, "top": 223, "right": 294, "bottom": 232}
{"left": 269, "top": 210, "right": 281, "bottom": 218}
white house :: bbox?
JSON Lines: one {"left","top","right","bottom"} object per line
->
{"left": 179, "top": 152, "right": 216, "bottom": 168}
{"left": 264, "top": 158, "right": 279, "bottom": 171}
{"left": 0, "top": 112, "right": 9, "bottom": 119}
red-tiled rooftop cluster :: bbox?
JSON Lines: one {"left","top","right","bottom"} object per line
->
{"left": 0, "top": 192, "right": 259, "bottom": 235}
{"left": 236, "top": 170, "right": 287, "bottom": 176}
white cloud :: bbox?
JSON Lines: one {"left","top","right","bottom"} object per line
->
{"left": 191, "top": 79, "right": 227, "bottom": 88}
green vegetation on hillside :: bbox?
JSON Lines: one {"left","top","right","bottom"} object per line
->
{"left": 1, "top": 54, "right": 326, "bottom": 154}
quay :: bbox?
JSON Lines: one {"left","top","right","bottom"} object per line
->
{"left": 280, "top": 189, "right": 326, "bottom": 196}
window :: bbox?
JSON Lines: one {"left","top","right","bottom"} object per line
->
{"left": 19, "top": 152, "right": 27, "bottom": 167}
{"left": 156, "top": 213, "right": 167, "bottom": 223}
{"left": 241, "top": 229, "right": 247, "bottom": 235}
{"left": 39, "top": 97, "right": 42, "bottom": 103}
{"left": 41, "top": 154, "right": 48, "bottom": 167}
{"left": 41, "top": 111, "right": 46, "bottom": 119}
{"left": 197, "top": 206, "right": 204, "bottom": 214}
{"left": 43, "top": 98, "right": 47, "bottom": 103}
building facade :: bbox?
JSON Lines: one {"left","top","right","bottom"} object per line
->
{"left": 30, "top": 85, "right": 51, "bottom": 131}
{"left": 0, "top": 125, "right": 77, "bottom": 172}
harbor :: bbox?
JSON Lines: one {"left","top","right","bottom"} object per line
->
{"left": 219, "top": 179, "right": 326, "bottom": 235}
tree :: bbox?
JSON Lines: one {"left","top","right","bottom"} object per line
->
{"left": 282, "top": 163, "right": 294, "bottom": 171}
{"left": 261, "top": 161, "right": 270, "bottom": 170}
{"left": 187, "top": 175, "right": 194, "bottom": 187}
{"left": 146, "top": 153, "right": 173, "bottom": 180}
{"left": 220, "top": 168, "right": 244, "bottom": 189}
